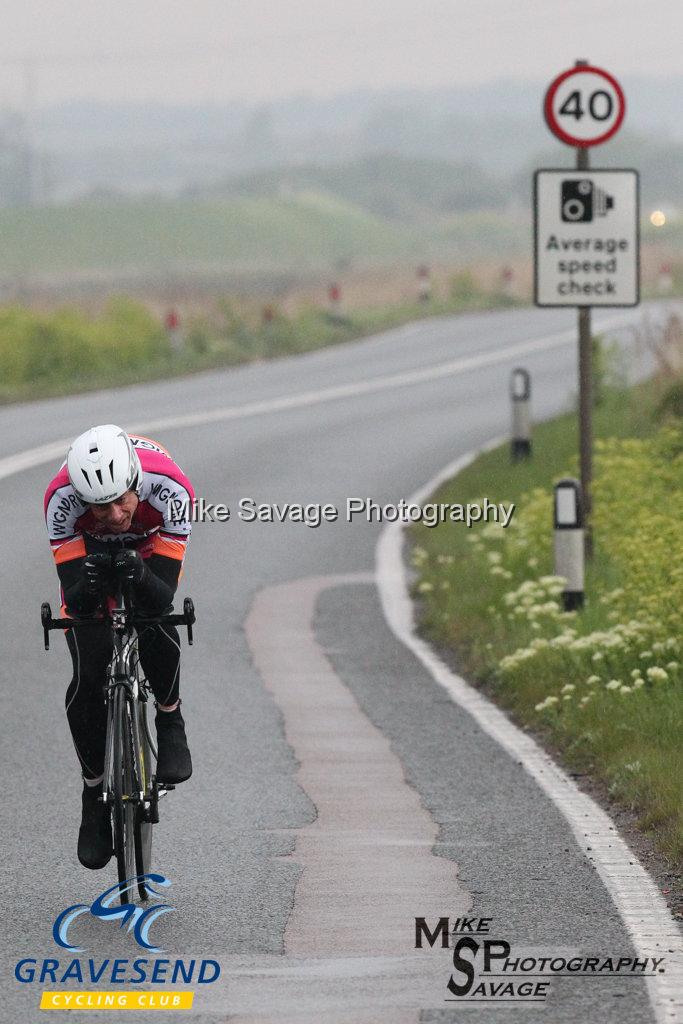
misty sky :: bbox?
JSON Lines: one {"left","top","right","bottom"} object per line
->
{"left": 0, "top": 0, "right": 680, "bottom": 107}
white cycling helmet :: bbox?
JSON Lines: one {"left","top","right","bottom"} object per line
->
{"left": 66, "top": 424, "right": 142, "bottom": 504}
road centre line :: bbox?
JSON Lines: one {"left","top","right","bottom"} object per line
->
{"left": 3, "top": 308, "right": 677, "bottom": 1018}
{"left": 375, "top": 443, "right": 683, "bottom": 1024}
{"left": 0, "top": 311, "right": 640, "bottom": 483}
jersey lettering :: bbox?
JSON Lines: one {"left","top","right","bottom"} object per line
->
{"left": 44, "top": 436, "right": 194, "bottom": 560}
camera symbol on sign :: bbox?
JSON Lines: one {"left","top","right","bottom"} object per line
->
{"left": 561, "top": 179, "right": 614, "bottom": 222}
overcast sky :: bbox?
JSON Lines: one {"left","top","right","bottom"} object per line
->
{"left": 0, "top": 0, "right": 680, "bottom": 107}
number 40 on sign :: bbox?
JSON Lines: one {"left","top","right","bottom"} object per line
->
{"left": 544, "top": 65, "right": 626, "bottom": 148}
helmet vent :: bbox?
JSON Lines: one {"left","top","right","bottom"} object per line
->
{"left": 89, "top": 445, "right": 98, "bottom": 454}
{"left": 81, "top": 469, "right": 91, "bottom": 486}
{"left": 95, "top": 469, "right": 103, "bottom": 485}
{"left": 108, "top": 459, "right": 115, "bottom": 481}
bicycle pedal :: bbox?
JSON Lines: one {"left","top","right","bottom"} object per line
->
{"left": 142, "top": 804, "right": 158, "bottom": 824}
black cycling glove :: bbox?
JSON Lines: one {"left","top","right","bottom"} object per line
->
{"left": 60, "top": 552, "right": 110, "bottom": 615}
{"left": 82, "top": 552, "right": 113, "bottom": 594}
{"left": 113, "top": 548, "right": 175, "bottom": 613}
{"left": 112, "top": 548, "right": 145, "bottom": 584}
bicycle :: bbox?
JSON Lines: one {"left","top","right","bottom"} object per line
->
{"left": 41, "top": 582, "right": 195, "bottom": 905}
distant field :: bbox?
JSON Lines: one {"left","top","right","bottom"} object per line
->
{"left": 0, "top": 192, "right": 529, "bottom": 279}
{"left": 1, "top": 191, "right": 678, "bottom": 308}
{"left": 0, "top": 192, "right": 415, "bottom": 275}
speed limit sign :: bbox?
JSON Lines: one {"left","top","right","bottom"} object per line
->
{"left": 544, "top": 65, "right": 625, "bottom": 147}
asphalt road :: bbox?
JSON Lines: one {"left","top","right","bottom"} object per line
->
{"left": 2, "top": 302, "right": 680, "bottom": 1023}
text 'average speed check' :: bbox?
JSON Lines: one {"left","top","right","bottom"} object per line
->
{"left": 534, "top": 169, "right": 639, "bottom": 307}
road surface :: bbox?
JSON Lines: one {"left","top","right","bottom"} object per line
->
{"left": 2, "top": 303, "right": 681, "bottom": 1023}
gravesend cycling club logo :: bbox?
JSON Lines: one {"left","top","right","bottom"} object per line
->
{"left": 53, "top": 873, "right": 174, "bottom": 953}
{"left": 14, "top": 874, "right": 221, "bottom": 1012}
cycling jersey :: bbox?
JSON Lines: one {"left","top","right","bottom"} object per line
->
{"left": 44, "top": 435, "right": 194, "bottom": 614}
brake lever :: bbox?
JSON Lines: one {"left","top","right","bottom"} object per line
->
{"left": 183, "top": 597, "right": 195, "bottom": 645}
{"left": 41, "top": 602, "right": 52, "bottom": 651}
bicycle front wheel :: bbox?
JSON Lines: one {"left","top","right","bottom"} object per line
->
{"left": 134, "top": 698, "right": 154, "bottom": 900}
{"left": 112, "top": 686, "right": 137, "bottom": 903}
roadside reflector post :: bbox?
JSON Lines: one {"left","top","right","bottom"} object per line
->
{"left": 164, "top": 308, "right": 182, "bottom": 353}
{"left": 328, "top": 282, "right": 342, "bottom": 320}
{"left": 553, "top": 478, "right": 585, "bottom": 610}
{"left": 417, "top": 264, "right": 431, "bottom": 303}
{"left": 510, "top": 367, "right": 532, "bottom": 461}
{"left": 501, "top": 265, "right": 514, "bottom": 300}
{"left": 658, "top": 263, "right": 673, "bottom": 295}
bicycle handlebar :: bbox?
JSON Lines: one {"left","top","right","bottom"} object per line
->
{"left": 40, "top": 596, "right": 196, "bottom": 650}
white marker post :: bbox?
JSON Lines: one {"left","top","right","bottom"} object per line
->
{"left": 501, "top": 266, "right": 514, "bottom": 301}
{"left": 328, "top": 282, "right": 342, "bottom": 320}
{"left": 554, "top": 478, "right": 585, "bottom": 611}
{"left": 658, "top": 262, "right": 673, "bottom": 295}
{"left": 510, "top": 368, "right": 531, "bottom": 461}
{"left": 417, "top": 264, "right": 431, "bottom": 303}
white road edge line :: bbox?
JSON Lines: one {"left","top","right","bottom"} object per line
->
{"left": 375, "top": 439, "right": 683, "bottom": 1024}
{"left": 3, "top": 308, "right": 679, "bottom": 1015}
{"left": 0, "top": 310, "right": 645, "bottom": 482}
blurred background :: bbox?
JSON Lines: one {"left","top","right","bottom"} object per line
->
{"left": 1, "top": 0, "right": 681, "bottom": 399}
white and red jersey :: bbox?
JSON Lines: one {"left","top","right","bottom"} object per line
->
{"left": 44, "top": 435, "right": 194, "bottom": 568}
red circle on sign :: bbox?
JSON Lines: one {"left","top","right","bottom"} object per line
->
{"left": 544, "top": 65, "right": 625, "bottom": 147}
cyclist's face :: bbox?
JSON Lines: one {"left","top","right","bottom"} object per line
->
{"left": 88, "top": 490, "right": 139, "bottom": 532}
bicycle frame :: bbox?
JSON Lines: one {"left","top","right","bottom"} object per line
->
{"left": 41, "top": 582, "right": 195, "bottom": 902}
{"left": 102, "top": 590, "right": 148, "bottom": 809}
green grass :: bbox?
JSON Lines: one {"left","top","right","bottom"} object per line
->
{"left": 411, "top": 382, "right": 683, "bottom": 869}
{"left": 0, "top": 284, "right": 521, "bottom": 405}
{"left": 0, "top": 194, "right": 540, "bottom": 276}
{"left": 0, "top": 193, "right": 421, "bottom": 275}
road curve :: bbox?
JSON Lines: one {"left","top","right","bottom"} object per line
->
{"left": 1, "top": 302, "right": 681, "bottom": 1023}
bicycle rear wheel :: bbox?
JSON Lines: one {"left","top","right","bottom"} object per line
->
{"left": 134, "top": 698, "right": 154, "bottom": 901}
{"left": 112, "top": 686, "right": 137, "bottom": 903}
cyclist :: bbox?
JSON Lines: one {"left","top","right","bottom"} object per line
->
{"left": 44, "top": 424, "right": 195, "bottom": 870}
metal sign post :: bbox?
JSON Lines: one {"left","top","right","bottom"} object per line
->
{"left": 538, "top": 60, "right": 634, "bottom": 559}
{"left": 576, "top": 144, "right": 593, "bottom": 556}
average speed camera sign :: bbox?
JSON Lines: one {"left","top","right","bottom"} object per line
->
{"left": 544, "top": 65, "right": 625, "bottom": 147}
{"left": 534, "top": 169, "right": 639, "bottom": 307}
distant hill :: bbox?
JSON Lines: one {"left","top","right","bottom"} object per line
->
{"left": 0, "top": 190, "right": 534, "bottom": 283}
{"left": 8, "top": 76, "right": 680, "bottom": 204}
{"left": 192, "top": 140, "right": 683, "bottom": 222}
{"left": 189, "top": 155, "right": 510, "bottom": 221}
{"left": 511, "top": 131, "right": 683, "bottom": 210}
{"left": 0, "top": 192, "right": 419, "bottom": 277}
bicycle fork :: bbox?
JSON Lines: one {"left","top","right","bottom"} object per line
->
{"left": 102, "top": 634, "right": 144, "bottom": 807}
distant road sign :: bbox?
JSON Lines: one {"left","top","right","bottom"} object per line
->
{"left": 534, "top": 169, "right": 639, "bottom": 307}
{"left": 544, "top": 66, "right": 625, "bottom": 147}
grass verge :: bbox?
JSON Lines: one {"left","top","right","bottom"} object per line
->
{"left": 0, "top": 281, "right": 519, "bottom": 405}
{"left": 410, "top": 381, "right": 682, "bottom": 872}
